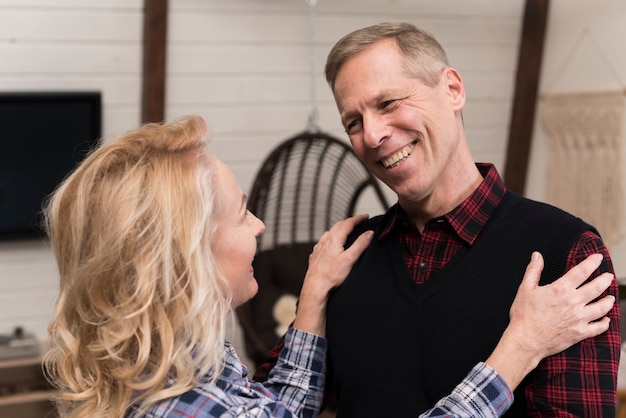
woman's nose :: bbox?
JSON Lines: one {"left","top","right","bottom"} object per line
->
{"left": 255, "top": 215, "right": 266, "bottom": 236}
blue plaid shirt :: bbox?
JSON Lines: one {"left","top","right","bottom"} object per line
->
{"left": 128, "top": 328, "right": 326, "bottom": 417}
{"left": 421, "top": 362, "right": 513, "bottom": 417}
{"left": 128, "top": 328, "right": 512, "bottom": 417}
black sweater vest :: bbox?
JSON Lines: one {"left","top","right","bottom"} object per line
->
{"left": 326, "top": 191, "right": 594, "bottom": 417}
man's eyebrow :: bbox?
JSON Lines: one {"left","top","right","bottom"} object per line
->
{"left": 340, "top": 111, "right": 356, "bottom": 124}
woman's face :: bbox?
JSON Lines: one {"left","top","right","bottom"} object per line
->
{"left": 212, "top": 159, "right": 265, "bottom": 308}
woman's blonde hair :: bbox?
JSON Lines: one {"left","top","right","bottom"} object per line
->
{"left": 43, "top": 114, "right": 231, "bottom": 417}
{"left": 325, "top": 21, "right": 450, "bottom": 91}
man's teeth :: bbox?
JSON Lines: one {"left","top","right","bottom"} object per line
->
{"left": 382, "top": 143, "right": 415, "bottom": 168}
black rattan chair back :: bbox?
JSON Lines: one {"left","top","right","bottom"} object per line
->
{"left": 237, "top": 131, "right": 390, "bottom": 367}
{"left": 248, "top": 131, "right": 390, "bottom": 251}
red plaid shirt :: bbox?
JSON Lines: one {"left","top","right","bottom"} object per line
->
{"left": 256, "top": 163, "right": 620, "bottom": 415}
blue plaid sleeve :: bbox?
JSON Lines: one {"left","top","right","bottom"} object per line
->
{"left": 255, "top": 328, "right": 327, "bottom": 417}
{"left": 131, "top": 328, "right": 326, "bottom": 418}
{"left": 419, "top": 362, "right": 513, "bottom": 418}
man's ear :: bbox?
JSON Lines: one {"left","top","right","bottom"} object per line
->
{"left": 443, "top": 67, "right": 466, "bottom": 111}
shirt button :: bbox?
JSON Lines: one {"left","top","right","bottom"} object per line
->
{"left": 418, "top": 262, "right": 429, "bottom": 272}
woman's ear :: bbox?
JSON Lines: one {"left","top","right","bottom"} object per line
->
{"left": 443, "top": 67, "right": 466, "bottom": 111}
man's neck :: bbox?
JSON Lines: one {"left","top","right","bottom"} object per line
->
{"left": 400, "top": 164, "right": 483, "bottom": 232}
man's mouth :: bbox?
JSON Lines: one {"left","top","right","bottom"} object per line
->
{"left": 381, "top": 142, "right": 416, "bottom": 169}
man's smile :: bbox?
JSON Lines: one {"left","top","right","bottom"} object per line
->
{"left": 381, "top": 142, "right": 416, "bottom": 168}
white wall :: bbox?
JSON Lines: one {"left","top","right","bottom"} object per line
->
{"left": 527, "top": 0, "right": 626, "bottom": 278}
{"left": 165, "top": 0, "right": 524, "bottom": 191}
{"left": 0, "top": 0, "right": 145, "bottom": 136}
{"left": 0, "top": 0, "right": 145, "bottom": 345}
{"left": 0, "top": 0, "right": 526, "bottom": 364}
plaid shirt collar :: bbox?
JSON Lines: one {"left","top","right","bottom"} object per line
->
{"left": 380, "top": 163, "right": 506, "bottom": 245}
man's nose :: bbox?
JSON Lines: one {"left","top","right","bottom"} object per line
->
{"left": 362, "top": 113, "right": 389, "bottom": 148}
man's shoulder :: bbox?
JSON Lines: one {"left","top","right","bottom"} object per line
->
{"left": 503, "top": 191, "right": 592, "bottom": 229}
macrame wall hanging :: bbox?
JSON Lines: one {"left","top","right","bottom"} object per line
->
{"left": 540, "top": 30, "right": 625, "bottom": 246}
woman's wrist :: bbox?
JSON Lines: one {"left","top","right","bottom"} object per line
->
{"left": 484, "top": 327, "right": 542, "bottom": 391}
{"left": 292, "top": 301, "right": 326, "bottom": 336}
{"left": 292, "top": 280, "right": 329, "bottom": 335}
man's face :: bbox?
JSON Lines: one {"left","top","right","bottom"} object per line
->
{"left": 332, "top": 38, "right": 466, "bottom": 208}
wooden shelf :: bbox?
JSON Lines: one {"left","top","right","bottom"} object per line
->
{"left": 0, "top": 351, "right": 56, "bottom": 418}
{"left": 0, "top": 389, "right": 55, "bottom": 406}
{"left": 0, "top": 353, "right": 42, "bottom": 368}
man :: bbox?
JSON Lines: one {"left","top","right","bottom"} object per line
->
{"left": 257, "top": 22, "right": 620, "bottom": 416}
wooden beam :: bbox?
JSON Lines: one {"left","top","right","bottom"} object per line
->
{"left": 142, "top": 0, "right": 168, "bottom": 123}
{"left": 503, "top": 0, "right": 550, "bottom": 195}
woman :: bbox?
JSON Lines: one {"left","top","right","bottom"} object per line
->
{"left": 43, "top": 115, "right": 614, "bottom": 418}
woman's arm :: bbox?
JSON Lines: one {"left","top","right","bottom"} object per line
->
{"left": 418, "top": 251, "right": 615, "bottom": 418}
{"left": 485, "top": 251, "right": 614, "bottom": 389}
{"left": 292, "top": 214, "right": 373, "bottom": 337}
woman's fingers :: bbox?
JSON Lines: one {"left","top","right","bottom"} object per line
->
{"left": 555, "top": 253, "right": 604, "bottom": 289}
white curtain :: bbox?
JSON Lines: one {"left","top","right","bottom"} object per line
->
{"left": 541, "top": 90, "right": 625, "bottom": 246}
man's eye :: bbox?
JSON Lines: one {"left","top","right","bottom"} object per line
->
{"left": 381, "top": 99, "right": 395, "bottom": 109}
{"left": 346, "top": 120, "right": 361, "bottom": 134}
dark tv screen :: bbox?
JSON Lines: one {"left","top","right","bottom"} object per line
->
{"left": 0, "top": 92, "right": 102, "bottom": 239}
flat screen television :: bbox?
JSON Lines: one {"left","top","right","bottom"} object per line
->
{"left": 0, "top": 91, "right": 102, "bottom": 240}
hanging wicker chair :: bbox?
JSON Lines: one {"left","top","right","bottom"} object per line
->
{"left": 235, "top": 130, "right": 390, "bottom": 367}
